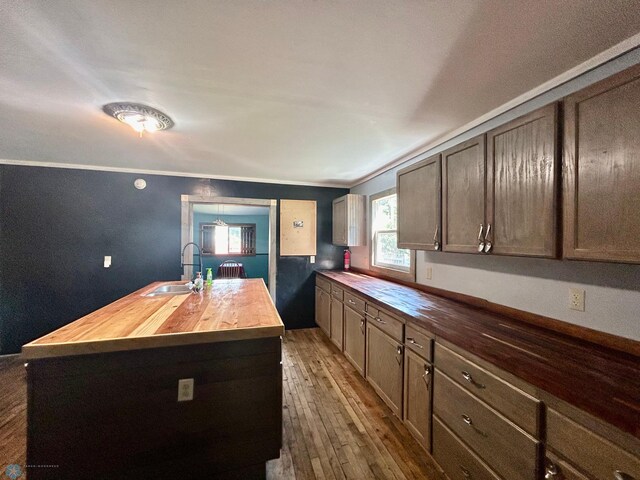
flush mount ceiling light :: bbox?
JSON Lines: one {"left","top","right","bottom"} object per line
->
{"left": 103, "top": 102, "right": 174, "bottom": 137}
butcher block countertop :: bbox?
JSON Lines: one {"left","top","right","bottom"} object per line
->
{"left": 319, "top": 270, "right": 640, "bottom": 439}
{"left": 22, "top": 279, "right": 284, "bottom": 360}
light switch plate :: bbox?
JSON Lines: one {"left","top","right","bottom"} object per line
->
{"left": 104, "top": 256, "right": 111, "bottom": 268}
{"left": 177, "top": 378, "right": 194, "bottom": 402}
{"left": 310, "top": 256, "right": 315, "bottom": 264}
{"left": 424, "top": 267, "right": 432, "bottom": 280}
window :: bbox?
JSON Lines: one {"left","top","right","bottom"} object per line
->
{"left": 370, "top": 189, "right": 414, "bottom": 280}
{"left": 201, "top": 223, "right": 256, "bottom": 256}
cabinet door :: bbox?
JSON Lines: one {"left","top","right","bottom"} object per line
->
{"left": 403, "top": 348, "right": 432, "bottom": 452}
{"left": 315, "top": 287, "right": 331, "bottom": 337}
{"left": 486, "top": 103, "right": 558, "bottom": 257}
{"left": 564, "top": 64, "right": 640, "bottom": 263}
{"left": 366, "top": 323, "right": 403, "bottom": 417}
{"left": 344, "top": 305, "right": 366, "bottom": 376}
{"left": 332, "top": 196, "right": 347, "bottom": 245}
{"left": 442, "top": 135, "right": 487, "bottom": 253}
{"left": 330, "top": 299, "right": 344, "bottom": 350}
{"left": 397, "top": 154, "right": 441, "bottom": 250}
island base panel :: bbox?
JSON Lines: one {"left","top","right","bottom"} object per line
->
{"left": 26, "top": 337, "right": 282, "bottom": 480}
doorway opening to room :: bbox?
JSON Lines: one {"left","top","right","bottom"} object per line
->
{"left": 180, "top": 196, "right": 277, "bottom": 301}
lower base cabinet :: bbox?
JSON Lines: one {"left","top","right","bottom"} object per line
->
{"left": 366, "top": 322, "right": 403, "bottom": 417}
{"left": 403, "top": 348, "right": 432, "bottom": 452}
{"left": 315, "top": 286, "right": 331, "bottom": 337}
{"left": 343, "top": 305, "right": 366, "bottom": 376}
{"left": 433, "top": 417, "right": 500, "bottom": 480}
{"left": 330, "top": 297, "right": 344, "bottom": 350}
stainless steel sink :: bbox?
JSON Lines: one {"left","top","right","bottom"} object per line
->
{"left": 145, "top": 284, "right": 192, "bottom": 296}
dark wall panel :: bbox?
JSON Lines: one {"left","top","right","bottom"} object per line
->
{"left": 0, "top": 165, "right": 348, "bottom": 354}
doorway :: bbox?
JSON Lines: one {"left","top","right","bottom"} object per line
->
{"left": 181, "top": 195, "right": 277, "bottom": 300}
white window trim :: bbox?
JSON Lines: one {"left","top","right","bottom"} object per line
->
{"left": 369, "top": 188, "right": 415, "bottom": 282}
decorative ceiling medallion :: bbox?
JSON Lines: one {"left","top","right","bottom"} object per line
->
{"left": 103, "top": 102, "right": 174, "bottom": 136}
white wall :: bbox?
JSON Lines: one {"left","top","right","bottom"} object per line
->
{"left": 350, "top": 48, "right": 640, "bottom": 341}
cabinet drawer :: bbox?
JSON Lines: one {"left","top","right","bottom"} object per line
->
{"left": 344, "top": 292, "right": 365, "bottom": 313}
{"left": 316, "top": 276, "right": 331, "bottom": 293}
{"left": 404, "top": 324, "right": 433, "bottom": 361}
{"left": 365, "top": 306, "right": 403, "bottom": 342}
{"left": 547, "top": 408, "right": 640, "bottom": 480}
{"left": 433, "top": 416, "right": 500, "bottom": 480}
{"left": 545, "top": 452, "right": 589, "bottom": 480}
{"left": 331, "top": 284, "right": 344, "bottom": 301}
{"left": 434, "top": 370, "right": 540, "bottom": 480}
{"left": 435, "top": 343, "right": 541, "bottom": 437}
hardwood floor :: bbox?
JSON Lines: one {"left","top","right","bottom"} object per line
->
{"left": 0, "top": 329, "right": 442, "bottom": 479}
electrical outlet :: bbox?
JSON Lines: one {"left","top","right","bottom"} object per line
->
{"left": 569, "top": 288, "right": 585, "bottom": 312}
{"left": 177, "top": 378, "right": 194, "bottom": 402}
{"left": 424, "top": 267, "right": 433, "bottom": 280}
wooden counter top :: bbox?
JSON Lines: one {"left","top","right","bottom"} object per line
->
{"left": 22, "top": 279, "right": 284, "bottom": 360}
{"left": 319, "top": 270, "right": 640, "bottom": 439}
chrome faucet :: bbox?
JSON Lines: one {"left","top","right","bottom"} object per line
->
{"left": 181, "top": 242, "right": 203, "bottom": 280}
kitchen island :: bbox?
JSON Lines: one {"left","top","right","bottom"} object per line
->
{"left": 22, "top": 279, "right": 284, "bottom": 480}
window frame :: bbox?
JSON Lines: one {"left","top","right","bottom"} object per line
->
{"left": 200, "top": 222, "right": 257, "bottom": 256}
{"left": 369, "top": 188, "right": 415, "bottom": 282}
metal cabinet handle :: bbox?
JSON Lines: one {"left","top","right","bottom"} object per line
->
{"left": 396, "top": 345, "right": 403, "bottom": 364}
{"left": 461, "top": 370, "right": 485, "bottom": 389}
{"left": 483, "top": 223, "right": 492, "bottom": 253}
{"left": 422, "top": 365, "right": 432, "bottom": 389}
{"left": 477, "top": 224, "right": 485, "bottom": 252}
{"left": 460, "top": 465, "right": 471, "bottom": 478}
{"left": 544, "top": 460, "right": 560, "bottom": 479}
{"left": 462, "top": 414, "right": 473, "bottom": 426}
{"left": 348, "top": 299, "right": 356, "bottom": 305}
{"left": 375, "top": 317, "right": 386, "bottom": 324}
{"left": 614, "top": 471, "right": 636, "bottom": 480}
{"left": 360, "top": 318, "right": 365, "bottom": 334}
{"left": 406, "top": 337, "right": 424, "bottom": 349}
{"left": 433, "top": 226, "right": 440, "bottom": 251}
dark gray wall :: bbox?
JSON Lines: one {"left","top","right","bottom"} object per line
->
{"left": 0, "top": 165, "right": 348, "bottom": 354}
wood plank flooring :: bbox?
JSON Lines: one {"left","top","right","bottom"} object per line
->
{"left": 0, "top": 328, "right": 442, "bottom": 479}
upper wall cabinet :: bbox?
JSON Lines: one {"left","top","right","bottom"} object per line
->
{"left": 486, "top": 103, "right": 559, "bottom": 258}
{"left": 563, "top": 64, "right": 640, "bottom": 264}
{"left": 332, "top": 194, "right": 366, "bottom": 247}
{"left": 442, "top": 135, "right": 487, "bottom": 253}
{"left": 397, "top": 154, "right": 441, "bottom": 250}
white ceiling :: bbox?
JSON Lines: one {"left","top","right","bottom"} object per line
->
{"left": 193, "top": 204, "right": 269, "bottom": 216}
{"left": 1, "top": 1, "right": 639, "bottom": 187}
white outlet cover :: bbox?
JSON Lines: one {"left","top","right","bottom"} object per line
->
{"left": 569, "top": 288, "right": 585, "bottom": 312}
{"left": 177, "top": 378, "right": 194, "bottom": 402}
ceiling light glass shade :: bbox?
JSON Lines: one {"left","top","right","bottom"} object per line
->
{"left": 103, "top": 103, "right": 173, "bottom": 136}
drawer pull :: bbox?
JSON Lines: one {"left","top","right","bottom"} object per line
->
{"left": 544, "top": 460, "right": 559, "bottom": 479}
{"left": 461, "top": 370, "right": 485, "bottom": 389}
{"left": 614, "top": 471, "right": 635, "bottom": 480}
{"left": 375, "top": 317, "right": 386, "bottom": 324}
{"left": 360, "top": 319, "right": 365, "bottom": 333}
{"left": 406, "top": 337, "right": 424, "bottom": 349}
{"left": 460, "top": 466, "right": 471, "bottom": 478}
{"left": 348, "top": 299, "right": 356, "bottom": 305}
{"left": 462, "top": 414, "right": 473, "bottom": 426}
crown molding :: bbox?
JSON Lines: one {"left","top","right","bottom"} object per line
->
{"left": 0, "top": 159, "right": 349, "bottom": 189}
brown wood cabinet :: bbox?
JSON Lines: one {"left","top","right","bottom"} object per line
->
{"left": 330, "top": 295, "right": 344, "bottom": 350}
{"left": 366, "top": 322, "right": 404, "bottom": 417}
{"left": 563, "top": 64, "right": 640, "bottom": 263}
{"left": 442, "top": 135, "right": 487, "bottom": 253}
{"left": 343, "top": 305, "right": 366, "bottom": 376}
{"left": 397, "top": 154, "right": 442, "bottom": 250}
{"left": 332, "top": 194, "right": 366, "bottom": 247}
{"left": 403, "top": 347, "right": 432, "bottom": 452}
{"left": 315, "top": 286, "right": 331, "bottom": 337}
{"left": 486, "top": 103, "right": 559, "bottom": 257}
